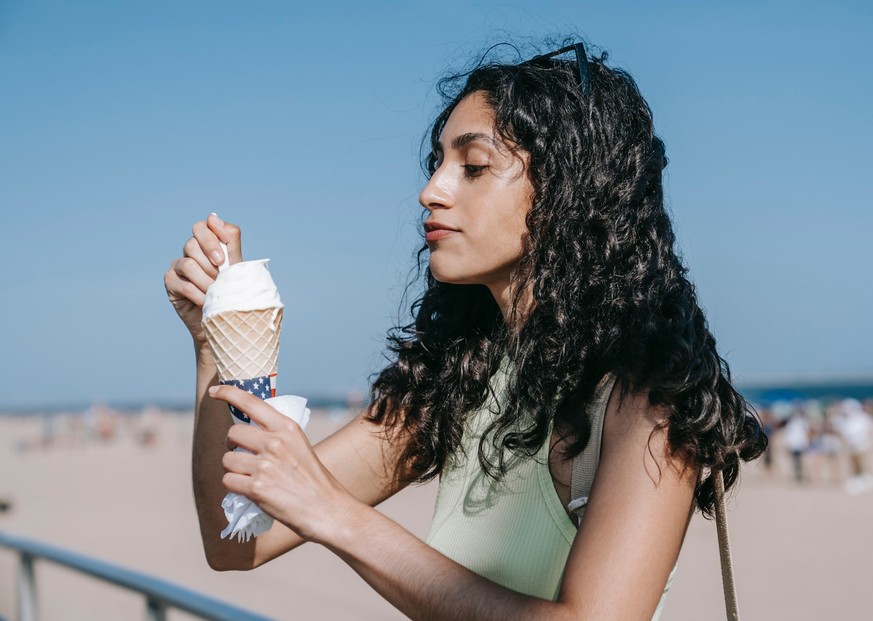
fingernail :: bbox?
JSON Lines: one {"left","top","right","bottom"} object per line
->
{"left": 208, "top": 386, "right": 218, "bottom": 396}
{"left": 210, "top": 250, "right": 224, "bottom": 265}
{"left": 210, "top": 212, "right": 224, "bottom": 225}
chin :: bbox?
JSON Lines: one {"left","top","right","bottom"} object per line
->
{"left": 428, "top": 261, "right": 475, "bottom": 285}
{"left": 430, "top": 270, "right": 463, "bottom": 285}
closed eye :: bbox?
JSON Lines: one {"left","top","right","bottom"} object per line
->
{"left": 463, "top": 164, "right": 487, "bottom": 177}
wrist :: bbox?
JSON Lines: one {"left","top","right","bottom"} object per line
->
{"left": 194, "top": 340, "right": 213, "bottom": 361}
{"left": 318, "top": 495, "right": 376, "bottom": 553}
{"left": 195, "top": 343, "right": 218, "bottom": 382}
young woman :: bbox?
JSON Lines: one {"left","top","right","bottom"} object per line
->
{"left": 165, "top": 40, "right": 766, "bottom": 620}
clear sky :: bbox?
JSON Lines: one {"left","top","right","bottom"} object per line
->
{"left": 1, "top": 1, "right": 871, "bottom": 409}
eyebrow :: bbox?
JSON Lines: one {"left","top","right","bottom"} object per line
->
{"left": 435, "top": 132, "right": 498, "bottom": 153}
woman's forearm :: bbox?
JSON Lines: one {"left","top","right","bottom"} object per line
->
{"left": 191, "top": 344, "right": 245, "bottom": 566}
{"left": 191, "top": 344, "right": 306, "bottom": 569}
{"left": 324, "top": 501, "right": 572, "bottom": 621}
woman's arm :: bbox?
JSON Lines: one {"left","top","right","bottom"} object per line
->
{"left": 213, "top": 382, "right": 698, "bottom": 619}
{"left": 165, "top": 214, "right": 414, "bottom": 571}
{"left": 556, "top": 385, "right": 697, "bottom": 618}
{"left": 192, "top": 354, "right": 414, "bottom": 570}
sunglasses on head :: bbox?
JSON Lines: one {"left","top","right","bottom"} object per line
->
{"left": 522, "top": 42, "right": 591, "bottom": 95}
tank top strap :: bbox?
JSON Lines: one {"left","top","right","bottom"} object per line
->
{"left": 568, "top": 374, "right": 617, "bottom": 523}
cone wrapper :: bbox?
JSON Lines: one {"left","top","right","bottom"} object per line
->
{"left": 221, "top": 394, "right": 311, "bottom": 542}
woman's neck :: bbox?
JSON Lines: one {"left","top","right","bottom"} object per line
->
{"left": 488, "top": 279, "right": 533, "bottom": 327}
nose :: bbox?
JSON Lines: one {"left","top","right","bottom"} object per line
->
{"left": 419, "top": 168, "right": 453, "bottom": 212}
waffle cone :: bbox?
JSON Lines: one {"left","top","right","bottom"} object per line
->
{"left": 202, "top": 307, "right": 283, "bottom": 381}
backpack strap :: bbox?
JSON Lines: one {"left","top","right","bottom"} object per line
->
{"left": 568, "top": 374, "right": 617, "bottom": 523}
{"left": 714, "top": 469, "right": 741, "bottom": 620}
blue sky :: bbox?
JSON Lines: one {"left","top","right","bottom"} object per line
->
{"left": 1, "top": 1, "right": 871, "bottom": 408}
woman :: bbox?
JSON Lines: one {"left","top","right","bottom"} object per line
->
{"left": 165, "top": 40, "right": 766, "bottom": 619}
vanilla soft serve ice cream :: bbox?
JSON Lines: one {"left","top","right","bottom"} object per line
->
{"left": 202, "top": 259, "right": 284, "bottom": 319}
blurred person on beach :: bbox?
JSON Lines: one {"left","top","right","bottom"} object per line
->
{"left": 165, "top": 36, "right": 766, "bottom": 620}
{"left": 781, "top": 408, "right": 810, "bottom": 483}
{"left": 808, "top": 404, "right": 842, "bottom": 486}
{"left": 832, "top": 399, "right": 873, "bottom": 495}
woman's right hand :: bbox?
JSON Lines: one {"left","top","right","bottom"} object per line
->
{"left": 164, "top": 213, "right": 244, "bottom": 347}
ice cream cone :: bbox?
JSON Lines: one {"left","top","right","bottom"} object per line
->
{"left": 199, "top": 253, "right": 298, "bottom": 541}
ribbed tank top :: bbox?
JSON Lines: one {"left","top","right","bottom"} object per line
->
{"left": 425, "top": 364, "right": 673, "bottom": 617}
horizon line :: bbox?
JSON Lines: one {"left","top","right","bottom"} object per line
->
{"left": 5, "top": 372, "right": 873, "bottom": 412}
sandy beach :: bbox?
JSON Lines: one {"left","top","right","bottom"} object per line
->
{"left": 1, "top": 410, "right": 871, "bottom": 620}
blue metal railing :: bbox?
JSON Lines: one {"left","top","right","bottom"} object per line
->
{"left": 0, "top": 531, "right": 273, "bottom": 621}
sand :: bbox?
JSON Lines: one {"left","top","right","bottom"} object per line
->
{"left": 1, "top": 411, "right": 871, "bottom": 620}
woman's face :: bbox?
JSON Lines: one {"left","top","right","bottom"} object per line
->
{"left": 419, "top": 92, "right": 534, "bottom": 295}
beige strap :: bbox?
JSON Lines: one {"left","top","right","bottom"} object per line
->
{"left": 714, "top": 469, "right": 740, "bottom": 620}
{"left": 569, "top": 375, "right": 617, "bottom": 519}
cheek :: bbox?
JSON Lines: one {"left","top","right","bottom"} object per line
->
{"left": 473, "top": 222, "right": 527, "bottom": 269}
{"left": 499, "top": 175, "right": 533, "bottom": 231}
{"left": 498, "top": 198, "right": 531, "bottom": 252}
{"left": 469, "top": 196, "right": 529, "bottom": 256}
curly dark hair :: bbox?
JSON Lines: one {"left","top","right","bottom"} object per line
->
{"left": 367, "top": 41, "right": 766, "bottom": 517}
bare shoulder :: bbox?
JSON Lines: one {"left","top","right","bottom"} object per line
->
{"left": 601, "top": 381, "right": 697, "bottom": 486}
{"left": 557, "top": 381, "right": 698, "bottom": 618}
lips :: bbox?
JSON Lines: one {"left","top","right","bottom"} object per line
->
{"left": 424, "top": 221, "right": 460, "bottom": 243}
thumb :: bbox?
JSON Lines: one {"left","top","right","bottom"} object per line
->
{"left": 207, "top": 213, "right": 243, "bottom": 264}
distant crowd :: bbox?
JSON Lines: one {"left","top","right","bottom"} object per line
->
{"left": 8, "top": 396, "right": 873, "bottom": 498}
{"left": 10, "top": 404, "right": 183, "bottom": 452}
{"left": 759, "top": 398, "right": 873, "bottom": 494}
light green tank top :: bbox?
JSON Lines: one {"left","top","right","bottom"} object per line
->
{"left": 425, "top": 364, "right": 673, "bottom": 617}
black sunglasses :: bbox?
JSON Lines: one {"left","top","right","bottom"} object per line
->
{"left": 522, "top": 42, "right": 591, "bottom": 96}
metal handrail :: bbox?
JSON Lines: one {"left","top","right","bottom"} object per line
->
{"left": 0, "top": 530, "right": 273, "bottom": 621}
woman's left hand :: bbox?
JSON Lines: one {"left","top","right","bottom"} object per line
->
{"left": 208, "top": 384, "right": 360, "bottom": 545}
